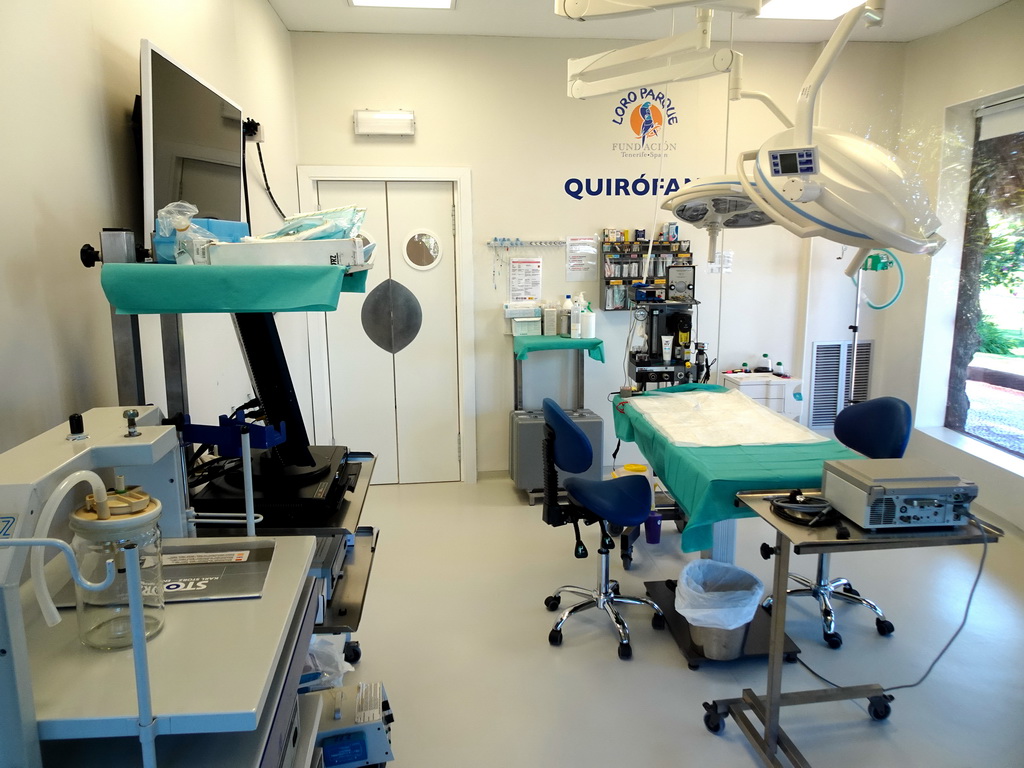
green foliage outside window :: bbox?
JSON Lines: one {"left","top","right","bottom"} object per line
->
{"left": 978, "top": 219, "right": 1024, "bottom": 294}
{"left": 976, "top": 316, "right": 1019, "bottom": 355}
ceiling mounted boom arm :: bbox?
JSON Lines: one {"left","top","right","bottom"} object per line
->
{"left": 556, "top": 0, "right": 762, "bottom": 20}
{"left": 568, "top": 12, "right": 737, "bottom": 99}
{"left": 794, "top": 2, "right": 885, "bottom": 144}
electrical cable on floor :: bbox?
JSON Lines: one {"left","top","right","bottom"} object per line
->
{"left": 884, "top": 516, "right": 988, "bottom": 692}
{"left": 793, "top": 515, "right": 989, "bottom": 693}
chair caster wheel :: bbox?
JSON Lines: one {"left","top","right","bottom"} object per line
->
{"left": 621, "top": 555, "right": 633, "bottom": 570}
{"left": 617, "top": 642, "right": 632, "bottom": 660}
{"left": 544, "top": 595, "right": 561, "bottom": 611}
{"left": 842, "top": 584, "right": 861, "bottom": 597}
{"left": 548, "top": 628, "right": 563, "bottom": 646}
{"left": 824, "top": 631, "right": 843, "bottom": 649}
{"left": 784, "top": 652, "right": 798, "bottom": 663}
{"left": 868, "top": 696, "right": 892, "bottom": 721}
{"left": 703, "top": 710, "right": 725, "bottom": 734}
{"left": 652, "top": 612, "right": 666, "bottom": 630}
{"left": 876, "top": 618, "right": 895, "bottom": 636}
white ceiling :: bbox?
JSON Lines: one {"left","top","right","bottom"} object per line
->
{"left": 268, "top": 0, "right": 1007, "bottom": 43}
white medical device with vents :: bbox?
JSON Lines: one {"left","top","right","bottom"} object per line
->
{"left": 822, "top": 458, "right": 977, "bottom": 530}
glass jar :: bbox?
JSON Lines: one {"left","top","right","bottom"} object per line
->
{"left": 69, "top": 499, "right": 164, "bottom": 650}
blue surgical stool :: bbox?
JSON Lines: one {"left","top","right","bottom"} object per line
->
{"left": 539, "top": 398, "right": 665, "bottom": 660}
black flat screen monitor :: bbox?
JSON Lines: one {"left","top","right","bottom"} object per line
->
{"left": 139, "top": 41, "right": 324, "bottom": 475}
{"left": 140, "top": 40, "right": 242, "bottom": 248}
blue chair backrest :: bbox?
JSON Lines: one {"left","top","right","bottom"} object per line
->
{"left": 833, "top": 396, "right": 912, "bottom": 459}
{"left": 542, "top": 398, "right": 593, "bottom": 475}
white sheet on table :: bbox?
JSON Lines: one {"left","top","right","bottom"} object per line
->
{"left": 629, "top": 390, "right": 828, "bottom": 447}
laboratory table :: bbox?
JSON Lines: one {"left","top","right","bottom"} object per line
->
{"left": 704, "top": 492, "right": 1002, "bottom": 768}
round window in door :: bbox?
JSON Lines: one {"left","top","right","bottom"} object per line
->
{"left": 404, "top": 230, "right": 442, "bottom": 270}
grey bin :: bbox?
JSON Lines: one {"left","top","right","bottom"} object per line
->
{"left": 674, "top": 559, "right": 764, "bottom": 661}
{"left": 689, "top": 622, "right": 749, "bottom": 661}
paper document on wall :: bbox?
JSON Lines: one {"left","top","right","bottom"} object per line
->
{"left": 629, "top": 390, "right": 827, "bottom": 447}
{"left": 509, "top": 257, "right": 542, "bottom": 302}
{"left": 566, "top": 235, "right": 598, "bottom": 282}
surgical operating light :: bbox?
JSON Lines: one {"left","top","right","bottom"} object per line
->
{"left": 730, "top": 2, "right": 944, "bottom": 274}
{"left": 559, "top": 1, "right": 945, "bottom": 275}
{"left": 662, "top": 175, "right": 774, "bottom": 263}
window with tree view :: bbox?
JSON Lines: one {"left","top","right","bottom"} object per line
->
{"left": 946, "top": 105, "right": 1024, "bottom": 457}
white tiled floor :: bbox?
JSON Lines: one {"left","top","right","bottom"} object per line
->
{"left": 347, "top": 477, "right": 1024, "bottom": 768}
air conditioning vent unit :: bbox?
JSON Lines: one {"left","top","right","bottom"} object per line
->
{"left": 809, "top": 340, "right": 873, "bottom": 428}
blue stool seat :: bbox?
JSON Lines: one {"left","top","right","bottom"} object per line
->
{"left": 565, "top": 474, "right": 652, "bottom": 529}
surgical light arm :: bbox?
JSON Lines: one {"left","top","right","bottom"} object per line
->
{"left": 566, "top": 8, "right": 792, "bottom": 128}
{"left": 556, "top": 0, "right": 762, "bottom": 20}
{"left": 793, "top": 2, "right": 884, "bottom": 144}
{"left": 569, "top": 37, "right": 736, "bottom": 99}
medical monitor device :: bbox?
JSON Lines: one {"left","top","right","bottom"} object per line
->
{"left": 821, "top": 459, "right": 977, "bottom": 530}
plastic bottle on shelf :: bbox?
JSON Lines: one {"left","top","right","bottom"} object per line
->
{"left": 581, "top": 299, "right": 597, "bottom": 339}
{"left": 559, "top": 294, "right": 572, "bottom": 336}
{"left": 775, "top": 361, "right": 786, "bottom": 377}
{"left": 758, "top": 353, "right": 772, "bottom": 372}
{"left": 543, "top": 302, "right": 558, "bottom": 336}
{"left": 570, "top": 294, "right": 583, "bottom": 339}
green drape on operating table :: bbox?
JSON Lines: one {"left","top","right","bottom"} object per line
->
{"left": 613, "top": 384, "right": 859, "bottom": 552}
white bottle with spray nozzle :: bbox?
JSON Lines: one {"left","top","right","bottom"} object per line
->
{"left": 581, "top": 295, "right": 597, "bottom": 339}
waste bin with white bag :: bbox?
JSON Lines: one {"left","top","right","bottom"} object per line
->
{"left": 674, "top": 559, "right": 764, "bottom": 661}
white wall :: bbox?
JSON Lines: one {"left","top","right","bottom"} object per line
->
{"left": 291, "top": 33, "right": 903, "bottom": 473}
{"left": 0, "top": 0, "right": 299, "bottom": 452}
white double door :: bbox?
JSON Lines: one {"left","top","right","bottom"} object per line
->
{"left": 309, "top": 180, "right": 461, "bottom": 484}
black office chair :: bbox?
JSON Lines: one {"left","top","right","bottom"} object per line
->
{"left": 539, "top": 398, "right": 665, "bottom": 660}
{"left": 766, "top": 396, "right": 910, "bottom": 648}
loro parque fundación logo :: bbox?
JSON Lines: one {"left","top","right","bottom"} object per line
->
{"left": 611, "top": 88, "right": 678, "bottom": 158}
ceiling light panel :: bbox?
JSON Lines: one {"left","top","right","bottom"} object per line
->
{"left": 758, "top": 0, "right": 863, "bottom": 20}
{"left": 349, "top": 0, "right": 455, "bottom": 8}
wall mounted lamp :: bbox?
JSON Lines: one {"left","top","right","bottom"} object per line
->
{"left": 353, "top": 109, "right": 416, "bottom": 136}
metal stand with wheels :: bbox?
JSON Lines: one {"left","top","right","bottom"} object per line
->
{"left": 702, "top": 492, "right": 1001, "bottom": 766}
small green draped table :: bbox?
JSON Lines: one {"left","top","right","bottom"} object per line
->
{"left": 100, "top": 263, "right": 368, "bottom": 314}
{"left": 512, "top": 336, "right": 605, "bottom": 410}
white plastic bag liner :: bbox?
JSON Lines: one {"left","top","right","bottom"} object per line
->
{"left": 674, "top": 559, "right": 764, "bottom": 630}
